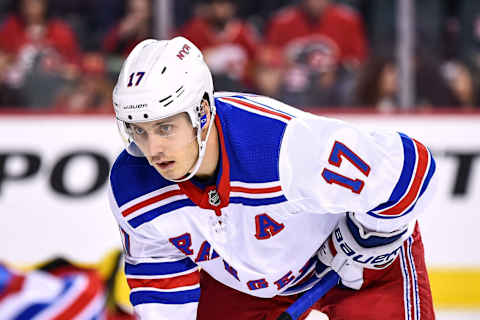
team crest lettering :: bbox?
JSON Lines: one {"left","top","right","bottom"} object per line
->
{"left": 168, "top": 231, "right": 309, "bottom": 293}
{"left": 176, "top": 44, "right": 191, "bottom": 60}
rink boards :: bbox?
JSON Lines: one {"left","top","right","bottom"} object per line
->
{"left": 0, "top": 111, "right": 479, "bottom": 308}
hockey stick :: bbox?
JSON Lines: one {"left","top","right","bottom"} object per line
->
{"left": 276, "top": 270, "right": 339, "bottom": 320}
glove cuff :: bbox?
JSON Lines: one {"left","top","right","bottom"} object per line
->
{"left": 332, "top": 213, "right": 414, "bottom": 269}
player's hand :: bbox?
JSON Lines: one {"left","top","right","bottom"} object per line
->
{"left": 317, "top": 212, "right": 413, "bottom": 290}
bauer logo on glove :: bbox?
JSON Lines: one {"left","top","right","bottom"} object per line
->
{"left": 333, "top": 226, "right": 402, "bottom": 269}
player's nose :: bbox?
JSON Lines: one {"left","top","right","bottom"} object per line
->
{"left": 145, "top": 135, "right": 168, "bottom": 156}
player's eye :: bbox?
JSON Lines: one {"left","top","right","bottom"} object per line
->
{"left": 133, "top": 126, "right": 145, "bottom": 135}
{"left": 157, "top": 124, "right": 173, "bottom": 136}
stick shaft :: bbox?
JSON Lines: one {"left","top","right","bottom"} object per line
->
{"left": 276, "top": 270, "right": 339, "bottom": 320}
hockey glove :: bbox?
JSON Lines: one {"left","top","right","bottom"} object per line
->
{"left": 317, "top": 212, "right": 414, "bottom": 290}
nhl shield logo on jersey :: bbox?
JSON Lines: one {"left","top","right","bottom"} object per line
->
{"left": 208, "top": 189, "right": 221, "bottom": 206}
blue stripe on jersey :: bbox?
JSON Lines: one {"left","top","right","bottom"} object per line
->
{"left": 229, "top": 195, "right": 287, "bottom": 206}
{"left": 128, "top": 198, "right": 196, "bottom": 228}
{"left": 290, "top": 256, "right": 316, "bottom": 286}
{"left": 90, "top": 309, "right": 104, "bottom": 320}
{"left": 419, "top": 149, "right": 436, "bottom": 198}
{"left": 230, "top": 95, "right": 296, "bottom": 119}
{"left": 91, "top": 313, "right": 103, "bottom": 320}
{"left": 346, "top": 214, "right": 407, "bottom": 247}
{"left": 282, "top": 273, "right": 320, "bottom": 295}
{"left": 14, "top": 303, "right": 49, "bottom": 320}
{"left": 368, "top": 133, "right": 416, "bottom": 214}
{"left": 130, "top": 288, "right": 201, "bottom": 306}
{"left": 121, "top": 228, "right": 131, "bottom": 256}
{"left": 125, "top": 258, "right": 197, "bottom": 276}
{"left": 392, "top": 149, "right": 436, "bottom": 217}
{"left": 0, "top": 265, "right": 12, "bottom": 292}
{"left": 13, "top": 277, "right": 75, "bottom": 320}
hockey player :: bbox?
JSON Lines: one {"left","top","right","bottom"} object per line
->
{"left": 109, "top": 37, "right": 436, "bottom": 319}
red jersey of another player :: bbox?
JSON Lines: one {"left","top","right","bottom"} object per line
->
{"left": 0, "top": 15, "right": 81, "bottom": 65}
{"left": 177, "top": 17, "right": 258, "bottom": 81}
{"left": 266, "top": 4, "right": 368, "bottom": 65}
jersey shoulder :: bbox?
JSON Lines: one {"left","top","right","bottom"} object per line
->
{"left": 214, "top": 92, "right": 305, "bottom": 185}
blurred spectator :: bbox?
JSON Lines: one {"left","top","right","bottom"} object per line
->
{"left": 0, "top": 50, "right": 23, "bottom": 106}
{"left": 53, "top": 53, "right": 114, "bottom": 113}
{"left": 263, "top": 0, "right": 367, "bottom": 108}
{"left": 177, "top": 0, "right": 259, "bottom": 91}
{"left": 354, "top": 53, "right": 462, "bottom": 111}
{"left": 353, "top": 55, "right": 397, "bottom": 110}
{"left": 0, "top": 0, "right": 82, "bottom": 108}
{"left": 457, "top": 0, "right": 480, "bottom": 106}
{"left": 279, "top": 37, "right": 355, "bottom": 108}
{"left": 0, "top": 0, "right": 81, "bottom": 64}
{"left": 253, "top": 45, "right": 286, "bottom": 99}
{"left": 229, "top": 0, "right": 293, "bottom": 32}
{"left": 266, "top": 0, "right": 368, "bottom": 66}
{"left": 443, "top": 60, "right": 478, "bottom": 108}
{"left": 102, "top": 0, "right": 153, "bottom": 57}
{"left": 48, "top": 0, "right": 126, "bottom": 50}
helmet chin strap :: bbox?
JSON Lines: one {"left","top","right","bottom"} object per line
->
{"left": 167, "top": 109, "right": 216, "bottom": 183}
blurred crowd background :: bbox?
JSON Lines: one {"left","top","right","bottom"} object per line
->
{"left": 0, "top": 0, "right": 479, "bottom": 112}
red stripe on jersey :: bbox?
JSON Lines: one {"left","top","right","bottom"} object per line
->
{"left": 222, "top": 97, "right": 292, "bottom": 121}
{"left": 403, "top": 242, "right": 417, "bottom": 320}
{"left": 127, "top": 270, "right": 200, "bottom": 290}
{"left": 0, "top": 273, "right": 25, "bottom": 303}
{"left": 230, "top": 185, "right": 282, "bottom": 194}
{"left": 122, "top": 189, "right": 184, "bottom": 217}
{"left": 52, "top": 272, "right": 104, "bottom": 320}
{"left": 328, "top": 238, "right": 337, "bottom": 256}
{"left": 378, "top": 139, "right": 429, "bottom": 216}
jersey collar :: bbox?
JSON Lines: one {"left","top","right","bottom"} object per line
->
{"left": 178, "top": 113, "right": 230, "bottom": 214}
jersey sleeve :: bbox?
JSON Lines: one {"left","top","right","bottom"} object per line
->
{"left": 108, "top": 183, "right": 200, "bottom": 320}
{"left": 279, "top": 114, "right": 437, "bottom": 233}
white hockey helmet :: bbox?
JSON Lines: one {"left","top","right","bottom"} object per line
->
{"left": 113, "top": 37, "right": 216, "bottom": 182}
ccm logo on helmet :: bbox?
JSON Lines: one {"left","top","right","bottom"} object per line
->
{"left": 177, "top": 44, "right": 191, "bottom": 60}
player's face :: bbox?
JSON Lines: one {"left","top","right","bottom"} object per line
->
{"left": 129, "top": 113, "right": 198, "bottom": 180}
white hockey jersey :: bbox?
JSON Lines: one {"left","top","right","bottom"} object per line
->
{"left": 108, "top": 93, "right": 436, "bottom": 319}
{"left": 0, "top": 265, "right": 105, "bottom": 319}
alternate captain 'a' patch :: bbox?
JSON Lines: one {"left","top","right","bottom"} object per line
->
{"left": 120, "top": 184, "right": 196, "bottom": 228}
{"left": 368, "top": 133, "right": 436, "bottom": 219}
{"left": 229, "top": 181, "right": 287, "bottom": 206}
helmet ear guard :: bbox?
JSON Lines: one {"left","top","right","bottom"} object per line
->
{"left": 112, "top": 37, "right": 216, "bottom": 181}
{"left": 197, "top": 95, "right": 211, "bottom": 129}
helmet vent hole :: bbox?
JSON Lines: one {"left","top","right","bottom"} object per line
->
{"left": 164, "top": 100, "right": 173, "bottom": 107}
{"left": 128, "top": 115, "right": 133, "bottom": 120}
{"left": 161, "top": 67, "right": 166, "bottom": 74}
{"left": 144, "top": 114, "right": 149, "bottom": 119}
